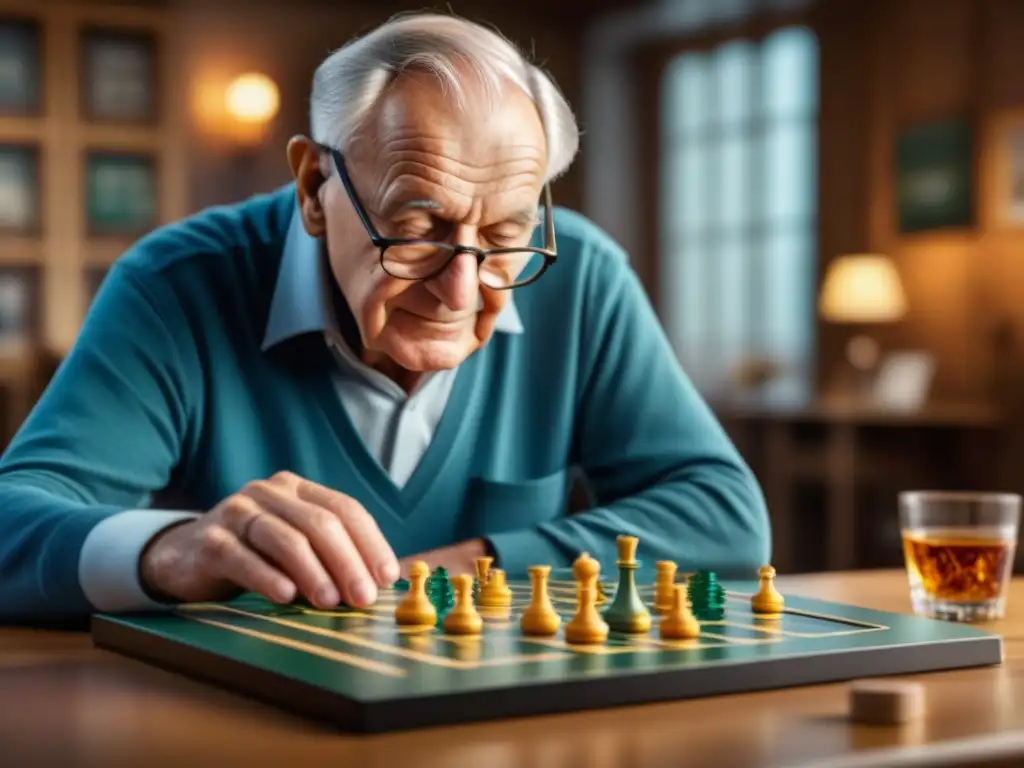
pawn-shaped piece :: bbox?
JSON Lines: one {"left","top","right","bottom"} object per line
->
{"left": 751, "top": 565, "right": 785, "bottom": 614}
{"left": 520, "top": 565, "right": 561, "bottom": 636}
{"left": 478, "top": 568, "right": 513, "bottom": 607}
{"left": 603, "top": 535, "right": 651, "bottom": 634}
{"left": 395, "top": 561, "right": 437, "bottom": 627}
{"left": 443, "top": 574, "right": 483, "bottom": 635}
{"left": 659, "top": 585, "right": 701, "bottom": 640}
{"left": 565, "top": 553, "right": 609, "bottom": 644}
{"left": 573, "top": 552, "right": 605, "bottom": 604}
{"left": 473, "top": 556, "right": 492, "bottom": 601}
{"left": 474, "top": 556, "right": 493, "bottom": 588}
{"left": 654, "top": 560, "right": 678, "bottom": 615}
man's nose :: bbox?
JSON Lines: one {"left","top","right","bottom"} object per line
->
{"left": 426, "top": 237, "right": 480, "bottom": 311}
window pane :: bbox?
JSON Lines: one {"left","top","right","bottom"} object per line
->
{"left": 763, "top": 120, "right": 816, "bottom": 222}
{"left": 762, "top": 227, "right": 814, "bottom": 366}
{"left": 716, "top": 235, "right": 749, "bottom": 376}
{"left": 717, "top": 134, "right": 752, "bottom": 229}
{"left": 663, "top": 53, "right": 709, "bottom": 137}
{"left": 662, "top": 141, "right": 709, "bottom": 237}
{"left": 763, "top": 26, "right": 818, "bottom": 118}
{"left": 661, "top": 237, "right": 707, "bottom": 375}
{"left": 713, "top": 40, "right": 756, "bottom": 127}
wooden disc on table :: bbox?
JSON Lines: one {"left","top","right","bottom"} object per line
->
{"left": 848, "top": 679, "right": 925, "bottom": 725}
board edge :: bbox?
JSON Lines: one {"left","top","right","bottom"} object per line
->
{"left": 91, "top": 615, "right": 1003, "bottom": 734}
{"left": 91, "top": 615, "right": 375, "bottom": 733}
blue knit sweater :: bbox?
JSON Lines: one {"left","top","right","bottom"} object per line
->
{"left": 0, "top": 185, "right": 769, "bottom": 621}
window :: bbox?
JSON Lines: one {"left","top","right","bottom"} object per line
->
{"left": 660, "top": 26, "right": 819, "bottom": 395}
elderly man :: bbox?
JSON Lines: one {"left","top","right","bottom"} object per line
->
{"left": 0, "top": 13, "right": 768, "bottom": 621}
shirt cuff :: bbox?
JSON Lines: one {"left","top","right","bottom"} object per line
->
{"left": 78, "top": 509, "right": 200, "bottom": 613}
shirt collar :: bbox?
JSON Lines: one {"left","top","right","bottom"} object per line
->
{"left": 262, "top": 206, "right": 525, "bottom": 351}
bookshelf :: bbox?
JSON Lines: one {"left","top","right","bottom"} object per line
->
{"left": 0, "top": 0, "right": 186, "bottom": 439}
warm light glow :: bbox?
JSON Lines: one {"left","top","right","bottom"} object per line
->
{"left": 225, "top": 73, "right": 280, "bottom": 125}
{"left": 819, "top": 254, "right": 908, "bottom": 323}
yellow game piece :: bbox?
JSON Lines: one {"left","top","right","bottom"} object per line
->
{"left": 751, "top": 565, "right": 785, "bottom": 614}
{"left": 654, "top": 560, "right": 677, "bottom": 614}
{"left": 659, "top": 585, "right": 700, "bottom": 640}
{"left": 572, "top": 551, "right": 608, "bottom": 605}
{"left": 520, "top": 565, "right": 561, "bottom": 636}
{"left": 443, "top": 574, "right": 483, "bottom": 635}
{"left": 394, "top": 560, "right": 437, "bottom": 627}
{"left": 478, "top": 568, "right": 513, "bottom": 607}
{"left": 565, "top": 553, "right": 609, "bottom": 644}
{"left": 474, "top": 556, "right": 492, "bottom": 588}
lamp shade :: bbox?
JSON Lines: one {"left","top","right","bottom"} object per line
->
{"left": 818, "top": 253, "right": 908, "bottom": 323}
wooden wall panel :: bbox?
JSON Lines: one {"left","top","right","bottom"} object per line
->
{"left": 890, "top": 0, "right": 976, "bottom": 121}
{"left": 822, "top": 0, "right": 1024, "bottom": 402}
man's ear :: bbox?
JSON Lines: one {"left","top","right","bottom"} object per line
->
{"left": 286, "top": 136, "right": 327, "bottom": 236}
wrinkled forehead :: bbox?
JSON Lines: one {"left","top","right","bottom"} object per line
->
{"left": 359, "top": 70, "right": 548, "bottom": 170}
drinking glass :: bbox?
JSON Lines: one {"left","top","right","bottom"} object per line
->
{"left": 899, "top": 491, "right": 1020, "bottom": 622}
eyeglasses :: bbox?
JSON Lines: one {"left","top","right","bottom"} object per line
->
{"left": 318, "top": 143, "right": 557, "bottom": 290}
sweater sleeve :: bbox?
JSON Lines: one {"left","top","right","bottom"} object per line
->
{"left": 488, "top": 242, "right": 771, "bottom": 579}
{"left": 0, "top": 263, "right": 200, "bottom": 621}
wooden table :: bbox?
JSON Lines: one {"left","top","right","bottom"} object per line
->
{"left": 1, "top": 570, "right": 1022, "bottom": 768}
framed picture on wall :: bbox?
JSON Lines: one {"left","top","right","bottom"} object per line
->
{"left": 895, "top": 117, "right": 974, "bottom": 233}
{"left": 0, "top": 17, "right": 41, "bottom": 115}
{"left": 0, "top": 267, "right": 35, "bottom": 350}
{"left": 85, "top": 151, "right": 158, "bottom": 236}
{"left": 0, "top": 144, "right": 40, "bottom": 233}
{"left": 991, "top": 111, "right": 1024, "bottom": 228}
{"left": 81, "top": 27, "right": 158, "bottom": 123}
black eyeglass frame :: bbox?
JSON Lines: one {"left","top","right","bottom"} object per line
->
{"left": 316, "top": 142, "right": 557, "bottom": 289}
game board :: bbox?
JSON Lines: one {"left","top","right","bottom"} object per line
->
{"left": 90, "top": 569, "right": 1003, "bottom": 733}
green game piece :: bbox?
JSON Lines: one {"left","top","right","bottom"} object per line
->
{"left": 426, "top": 566, "right": 454, "bottom": 613}
{"left": 687, "top": 570, "right": 726, "bottom": 621}
{"left": 392, "top": 578, "right": 410, "bottom": 591}
{"left": 602, "top": 537, "right": 652, "bottom": 633}
{"left": 603, "top": 562, "right": 650, "bottom": 633}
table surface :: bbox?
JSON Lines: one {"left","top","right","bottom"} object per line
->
{"left": 2, "top": 569, "right": 1022, "bottom": 768}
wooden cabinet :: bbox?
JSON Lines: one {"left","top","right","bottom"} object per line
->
{"left": 714, "top": 396, "right": 1009, "bottom": 574}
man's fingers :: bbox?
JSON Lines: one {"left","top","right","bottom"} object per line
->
{"left": 265, "top": 473, "right": 399, "bottom": 586}
{"left": 297, "top": 479, "right": 400, "bottom": 585}
{"left": 243, "top": 511, "right": 340, "bottom": 608}
{"left": 243, "top": 480, "right": 378, "bottom": 607}
{"left": 198, "top": 523, "right": 296, "bottom": 604}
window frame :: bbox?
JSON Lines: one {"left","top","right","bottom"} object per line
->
{"left": 636, "top": 8, "right": 821, "bottom": 394}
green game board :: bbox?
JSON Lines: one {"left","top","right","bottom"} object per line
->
{"left": 90, "top": 573, "right": 1003, "bottom": 733}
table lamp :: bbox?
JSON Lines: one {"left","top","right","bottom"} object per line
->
{"left": 818, "top": 253, "right": 908, "bottom": 397}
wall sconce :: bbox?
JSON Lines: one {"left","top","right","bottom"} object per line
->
{"left": 224, "top": 72, "right": 280, "bottom": 147}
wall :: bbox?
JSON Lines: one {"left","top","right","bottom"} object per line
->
{"left": 818, "top": 0, "right": 1024, "bottom": 405}
{"left": 172, "top": 0, "right": 588, "bottom": 216}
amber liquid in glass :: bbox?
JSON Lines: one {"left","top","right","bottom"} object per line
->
{"left": 902, "top": 527, "right": 1016, "bottom": 620}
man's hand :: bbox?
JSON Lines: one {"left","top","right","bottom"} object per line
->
{"left": 139, "top": 472, "right": 399, "bottom": 609}
{"left": 399, "top": 538, "right": 487, "bottom": 579}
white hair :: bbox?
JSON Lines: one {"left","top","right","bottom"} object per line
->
{"left": 309, "top": 12, "right": 579, "bottom": 183}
